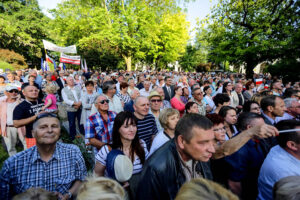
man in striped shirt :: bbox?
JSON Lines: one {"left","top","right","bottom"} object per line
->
{"left": 133, "top": 96, "right": 158, "bottom": 150}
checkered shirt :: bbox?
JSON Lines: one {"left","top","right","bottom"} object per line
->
{"left": 85, "top": 111, "right": 117, "bottom": 144}
{"left": 0, "top": 142, "right": 87, "bottom": 199}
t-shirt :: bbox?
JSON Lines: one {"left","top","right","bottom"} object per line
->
{"left": 95, "top": 140, "right": 149, "bottom": 175}
{"left": 136, "top": 114, "right": 158, "bottom": 150}
{"left": 13, "top": 99, "right": 44, "bottom": 138}
{"left": 45, "top": 94, "right": 57, "bottom": 110}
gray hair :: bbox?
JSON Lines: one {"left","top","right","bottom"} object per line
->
{"left": 95, "top": 94, "right": 108, "bottom": 104}
{"left": 129, "top": 88, "right": 139, "bottom": 96}
{"left": 133, "top": 96, "right": 147, "bottom": 105}
{"left": 273, "top": 176, "right": 300, "bottom": 200}
{"left": 284, "top": 98, "right": 298, "bottom": 108}
{"left": 102, "top": 80, "right": 115, "bottom": 94}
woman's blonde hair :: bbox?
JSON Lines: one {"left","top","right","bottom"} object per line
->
{"left": 175, "top": 178, "right": 238, "bottom": 200}
{"left": 13, "top": 187, "right": 57, "bottom": 200}
{"left": 45, "top": 84, "right": 58, "bottom": 94}
{"left": 77, "top": 176, "right": 125, "bottom": 200}
{"left": 159, "top": 108, "right": 180, "bottom": 130}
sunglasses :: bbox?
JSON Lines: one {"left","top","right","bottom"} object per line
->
{"left": 8, "top": 90, "right": 19, "bottom": 93}
{"left": 150, "top": 99, "right": 162, "bottom": 103}
{"left": 35, "top": 113, "right": 58, "bottom": 122}
{"left": 99, "top": 99, "right": 109, "bottom": 104}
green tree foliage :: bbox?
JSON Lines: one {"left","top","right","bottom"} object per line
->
{"left": 265, "top": 59, "right": 300, "bottom": 83}
{"left": 179, "top": 44, "right": 207, "bottom": 71}
{"left": 50, "top": 0, "right": 190, "bottom": 71}
{"left": 0, "top": 0, "right": 50, "bottom": 67}
{"left": 198, "top": 0, "right": 300, "bottom": 78}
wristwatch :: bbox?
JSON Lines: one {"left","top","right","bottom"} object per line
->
{"left": 66, "top": 191, "right": 72, "bottom": 199}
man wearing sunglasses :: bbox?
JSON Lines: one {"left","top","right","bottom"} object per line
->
{"left": 0, "top": 113, "right": 87, "bottom": 199}
{"left": 148, "top": 91, "right": 163, "bottom": 133}
{"left": 85, "top": 95, "right": 117, "bottom": 151}
{"left": 0, "top": 85, "right": 27, "bottom": 156}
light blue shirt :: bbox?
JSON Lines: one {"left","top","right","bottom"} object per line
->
{"left": 257, "top": 145, "right": 300, "bottom": 200}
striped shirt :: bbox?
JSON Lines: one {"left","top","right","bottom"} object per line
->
{"left": 136, "top": 114, "right": 158, "bottom": 150}
{"left": 95, "top": 140, "right": 149, "bottom": 175}
{"left": 0, "top": 142, "right": 87, "bottom": 199}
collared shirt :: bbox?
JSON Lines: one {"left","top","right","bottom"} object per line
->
{"left": 177, "top": 150, "right": 202, "bottom": 182}
{"left": 85, "top": 111, "right": 117, "bottom": 145}
{"left": 0, "top": 142, "right": 87, "bottom": 199}
{"left": 257, "top": 145, "right": 300, "bottom": 200}
{"left": 262, "top": 112, "right": 276, "bottom": 125}
{"left": 275, "top": 112, "right": 295, "bottom": 123}
{"left": 149, "top": 109, "right": 163, "bottom": 133}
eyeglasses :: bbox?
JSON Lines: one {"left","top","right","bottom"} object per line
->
{"left": 110, "top": 87, "right": 116, "bottom": 90}
{"left": 150, "top": 99, "right": 162, "bottom": 103}
{"left": 35, "top": 113, "right": 58, "bottom": 122}
{"left": 195, "top": 92, "right": 203, "bottom": 96}
{"left": 8, "top": 90, "right": 19, "bottom": 93}
{"left": 251, "top": 107, "right": 260, "bottom": 110}
{"left": 98, "top": 99, "right": 109, "bottom": 104}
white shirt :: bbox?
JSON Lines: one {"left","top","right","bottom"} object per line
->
{"left": 139, "top": 88, "right": 150, "bottom": 97}
{"left": 149, "top": 131, "right": 170, "bottom": 156}
{"left": 6, "top": 101, "right": 18, "bottom": 125}
{"left": 62, "top": 86, "right": 79, "bottom": 106}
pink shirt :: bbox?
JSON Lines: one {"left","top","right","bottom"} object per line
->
{"left": 170, "top": 97, "right": 185, "bottom": 117}
{"left": 45, "top": 94, "right": 57, "bottom": 110}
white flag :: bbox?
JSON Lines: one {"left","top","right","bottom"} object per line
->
{"left": 84, "top": 59, "right": 88, "bottom": 72}
{"left": 43, "top": 40, "right": 77, "bottom": 54}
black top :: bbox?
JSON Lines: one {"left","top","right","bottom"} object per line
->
{"left": 13, "top": 99, "right": 44, "bottom": 138}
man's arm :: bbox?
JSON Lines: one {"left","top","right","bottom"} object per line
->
{"left": 213, "top": 124, "right": 278, "bottom": 159}
{"left": 89, "top": 138, "right": 106, "bottom": 150}
{"left": 62, "top": 89, "right": 74, "bottom": 106}
{"left": 13, "top": 115, "right": 37, "bottom": 128}
{"left": 61, "top": 180, "right": 82, "bottom": 200}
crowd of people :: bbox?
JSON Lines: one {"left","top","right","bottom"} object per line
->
{"left": 0, "top": 68, "right": 300, "bottom": 200}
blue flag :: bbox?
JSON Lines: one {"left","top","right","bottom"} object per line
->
{"left": 41, "top": 58, "right": 44, "bottom": 71}
{"left": 63, "top": 63, "right": 66, "bottom": 70}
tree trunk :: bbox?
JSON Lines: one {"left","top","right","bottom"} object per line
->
{"left": 123, "top": 55, "right": 132, "bottom": 71}
{"left": 245, "top": 62, "right": 255, "bottom": 79}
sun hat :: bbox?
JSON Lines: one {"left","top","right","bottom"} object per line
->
{"left": 5, "top": 85, "right": 18, "bottom": 91}
{"left": 148, "top": 90, "right": 163, "bottom": 100}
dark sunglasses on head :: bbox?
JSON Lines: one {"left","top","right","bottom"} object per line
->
{"left": 35, "top": 113, "right": 58, "bottom": 122}
{"left": 8, "top": 89, "right": 19, "bottom": 93}
{"left": 150, "top": 99, "right": 162, "bottom": 103}
{"left": 99, "top": 99, "right": 109, "bottom": 104}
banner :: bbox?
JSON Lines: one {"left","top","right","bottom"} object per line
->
{"left": 43, "top": 40, "right": 77, "bottom": 54}
{"left": 46, "top": 54, "right": 57, "bottom": 70}
{"left": 60, "top": 53, "right": 81, "bottom": 65}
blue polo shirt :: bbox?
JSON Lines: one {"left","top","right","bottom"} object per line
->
{"left": 225, "top": 138, "right": 265, "bottom": 200}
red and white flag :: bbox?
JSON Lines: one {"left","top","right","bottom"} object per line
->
{"left": 255, "top": 78, "right": 263, "bottom": 85}
{"left": 60, "top": 53, "right": 80, "bottom": 65}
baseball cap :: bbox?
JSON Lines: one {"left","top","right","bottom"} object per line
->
{"left": 106, "top": 149, "right": 133, "bottom": 183}
{"left": 5, "top": 85, "right": 18, "bottom": 91}
{"left": 148, "top": 91, "right": 163, "bottom": 100}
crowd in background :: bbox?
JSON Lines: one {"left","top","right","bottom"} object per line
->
{"left": 0, "top": 68, "right": 300, "bottom": 200}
